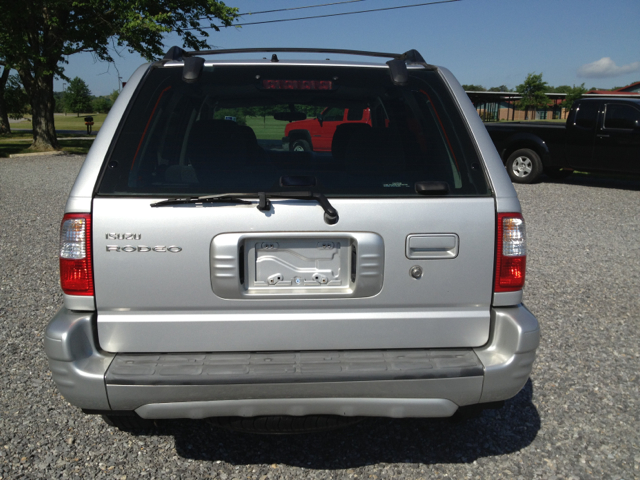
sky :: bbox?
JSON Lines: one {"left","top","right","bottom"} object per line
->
{"left": 52, "top": 0, "right": 640, "bottom": 96}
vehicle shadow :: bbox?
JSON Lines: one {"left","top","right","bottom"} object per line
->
{"left": 133, "top": 379, "right": 540, "bottom": 468}
{"left": 543, "top": 172, "right": 640, "bottom": 191}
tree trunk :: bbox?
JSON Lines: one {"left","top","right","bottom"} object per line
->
{"left": 0, "top": 67, "right": 11, "bottom": 135}
{"left": 20, "top": 70, "right": 58, "bottom": 150}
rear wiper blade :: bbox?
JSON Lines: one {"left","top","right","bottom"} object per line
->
{"left": 151, "top": 191, "right": 339, "bottom": 225}
{"left": 150, "top": 194, "right": 253, "bottom": 207}
{"left": 257, "top": 191, "right": 339, "bottom": 225}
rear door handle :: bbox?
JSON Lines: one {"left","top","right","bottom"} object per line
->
{"left": 406, "top": 234, "right": 459, "bottom": 259}
{"left": 597, "top": 134, "right": 610, "bottom": 138}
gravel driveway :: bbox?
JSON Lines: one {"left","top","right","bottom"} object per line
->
{"left": 1, "top": 154, "right": 638, "bottom": 479}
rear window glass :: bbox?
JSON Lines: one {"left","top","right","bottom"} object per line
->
{"left": 98, "top": 64, "right": 489, "bottom": 197}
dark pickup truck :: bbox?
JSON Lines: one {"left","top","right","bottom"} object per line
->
{"left": 485, "top": 97, "right": 640, "bottom": 183}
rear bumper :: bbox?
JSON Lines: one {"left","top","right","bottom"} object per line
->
{"left": 44, "top": 305, "right": 539, "bottom": 418}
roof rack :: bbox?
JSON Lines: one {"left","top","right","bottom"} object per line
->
{"left": 163, "top": 46, "right": 430, "bottom": 85}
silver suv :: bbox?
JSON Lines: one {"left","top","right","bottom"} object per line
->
{"left": 45, "top": 47, "right": 539, "bottom": 432}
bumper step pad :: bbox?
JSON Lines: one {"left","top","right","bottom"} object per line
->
{"left": 106, "top": 349, "right": 483, "bottom": 386}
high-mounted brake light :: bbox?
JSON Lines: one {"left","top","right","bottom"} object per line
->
{"left": 59, "top": 213, "right": 94, "bottom": 296}
{"left": 495, "top": 213, "right": 526, "bottom": 292}
{"left": 262, "top": 79, "right": 333, "bottom": 90}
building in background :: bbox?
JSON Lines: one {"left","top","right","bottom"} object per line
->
{"left": 586, "top": 82, "right": 640, "bottom": 96}
{"left": 469, "top": 81, "right": 639, "bottom": 122}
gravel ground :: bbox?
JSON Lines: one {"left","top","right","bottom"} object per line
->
{"left": 1, "top": 154, "right": 638, "bottom": 479}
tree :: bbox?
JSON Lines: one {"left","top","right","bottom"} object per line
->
{"left": 0, "top": 67, "right": 29, "bottom": 135}
{"left": 0, "top": 1, "right": 239, "bottom": 151}
{"left": 488, "top": 85, "right": 510, "bottom": 92}
{"left": 5, "top": 75, "right": 29, "bottom": 119}
{"left": 92, "top": 96, "right": 112, "bottom": 114}
{"left": 0, "top": 64, "right": 11, "bottom": 134}
{"left": 109, "top": 89, "right": 120, "bottom": 105}
{"left": 551, "top": 84, "right": 586, "bottom": 117}
{"left": 462, "top": 84, "right": 485, "bottom": 92}
{"left": 516, "top": 73, "right": 549, "bottom": 120}
{"left": 560, "top": 83, "right": 587, "bottom": 112}
{"left": 64, "top": 77, "right": 93, "bottom": 116}
{"left": 53, "top": 92, "right": 65, "bottom": 113}
{"left": 254, "top": 105, "right": 279, "bottom": 126}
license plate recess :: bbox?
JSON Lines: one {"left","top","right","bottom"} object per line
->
{"left": 251, "top": 238, "right": 348, "bottom": 289}
{"left": 210, "top": 232, "right": 384, "bottom": 299}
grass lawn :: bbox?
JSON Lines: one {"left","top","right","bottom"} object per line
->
{"left": 0, "top": 132, "right": 94, "bottom": 157}
{"left": 246, "top": 115, "right": 288, "bottom": 140}
{"left": 13, "top": 113, "right": 108, "bottom": 132}
{"left": 52, "top": 113, "right": 107, "bottom": 131}
{"left": 2, "top": 114, "right": 285, "bottom": 157}
{"left": 1, "top": 113, "right": 105, "bottom": 157}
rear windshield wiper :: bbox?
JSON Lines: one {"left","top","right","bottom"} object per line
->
{"left": 150, "top": 194, "right": 253, "bottom": 207}
{"left": 151, "top": 191, "right": 339, "bottom": 225}
{"left": 256, "top": 191, "right": 339, "bottom": 225}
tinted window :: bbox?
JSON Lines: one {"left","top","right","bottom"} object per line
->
{"left": 604, "top": 104, "right": 640, "bottom": 129}
{"left": 574, "top": 102, "right": 599, "bottom": 129}
{"left": 322, "top": 107, "right": 344, "bottom": 122}
{"left": 98, "top": 65, "right": 489, "bottom": 197}
{"left": 346, "top": 108, "right": 364, "bottom": 121}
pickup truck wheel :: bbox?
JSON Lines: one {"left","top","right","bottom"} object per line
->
{"left": 208, "top": 415, "right": 363, "bottom": 434}
{"left": 292, "top": 139, "right": 311, "bottom": 152}
{"left": 506, "top": 148, "right": 542, "bottom": 184}
{"left": 545, "top": 167, "right": 573, "bottom": 180}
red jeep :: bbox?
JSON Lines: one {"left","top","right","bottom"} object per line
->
{"left": 284, "top": 107, "right": 372, "bottom": 152}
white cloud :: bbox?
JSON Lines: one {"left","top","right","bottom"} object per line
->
{"left": 577, "top": 57, "right": 640, "bottom": 78}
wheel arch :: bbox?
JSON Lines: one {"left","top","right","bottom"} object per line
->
{"left": 500, "top": 134, "right": 551, "bottom": 167}
{"left": 287, "top": 129, "right": 312, "bottom": 145}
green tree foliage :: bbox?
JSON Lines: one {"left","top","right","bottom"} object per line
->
{"left": 214, "top": 108, "right": 247, "bottom": 126}
{"left": 92, "top": 96, "right": 113, "bottom": 114}
{"left": 488, "top": 85, "right": 510, "bottom": 92}
{"left": 462, "top": 84, "right": 486, "bottom": 92}
{"left": 253, "top": 106, "right": 279, "bottom": 126}
{"left": 561, "top": 84, "right": 587, "bottom": 111}
{"left": 297, "top": 105, "right": 324, "bottom": 118}
{"left": 109, "top": 89, "right": 120, "bottom": 105}
{"left": 0, "top": 65, "right": 10, "bottom": 135}
{"left": 0, "top": 68, "right": 29, "bottom": 134}
{"left": 4, "top": 74, "right": 29, "bottom": 119}
{"left": 516, "top": 73, "right": 549, "bottom": 120}
{"left": 547, "top": 84, "right": 586, "bottom": 116}
{"left": 53, "top": 92, "right": 65, "bottom": 113}
{"left": 0, "top": 1, "right": 239, "bottom": 150}
{"left": 552, "top": 85, "right": 572, "bottom": 94}
{"left": 64, "top": 77, "right": 93, "bottom": 116}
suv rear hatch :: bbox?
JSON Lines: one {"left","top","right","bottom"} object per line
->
{"left": 92, "top": 61, "right": 495, "bottom": 353}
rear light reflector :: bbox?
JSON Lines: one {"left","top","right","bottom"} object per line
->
{"left": 59, "top": 213, "right": 94, "bottom": 296}
{"left": 495, "top": 213, "right": 526, "bottom": 292}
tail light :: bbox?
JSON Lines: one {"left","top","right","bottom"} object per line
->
{"left": 59, "top": 213, "right": 94, "bottom": 296}
{"left": 495, "top": 213, "right": 526, "bottom": 292}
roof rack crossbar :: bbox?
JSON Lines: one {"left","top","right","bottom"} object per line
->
{"left": 162, "top": 46, "right": 430, "bottom": 86}
{"left": 164, "top": 46, "right": 427, "bottom": 64}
